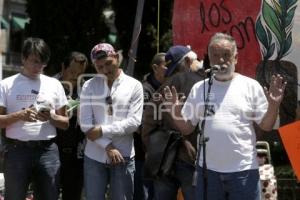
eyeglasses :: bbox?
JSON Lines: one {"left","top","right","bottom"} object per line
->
{"left": 105, "top": 96, "right": 113, "bottom": 115}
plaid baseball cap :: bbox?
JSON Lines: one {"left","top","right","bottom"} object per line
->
{"left": 165, "top": 45, "right": 191, "bottom": 77}
{"left": 90, "top": 43, "right": 117, "bottom": 61}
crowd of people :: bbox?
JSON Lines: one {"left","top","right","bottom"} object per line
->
{"left": 0, "top": 32, "right": 286, "bottom": 200}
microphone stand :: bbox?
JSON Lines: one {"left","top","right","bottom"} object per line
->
{"left": 192, "top": 71, "right": 214, "bottom": 200}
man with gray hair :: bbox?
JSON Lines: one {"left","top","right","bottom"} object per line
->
{"left": 163, "top": 32, "right": 286, "bottom": 200}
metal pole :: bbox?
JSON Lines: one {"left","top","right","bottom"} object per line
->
{"left": 126, "top": 0, "right": 145, "bottom": 76}
{"left": 0, "top": 0, "right": 3, "bottom": 80}
{"left": 157, "top": 0, "right": 160, "bottom": 53}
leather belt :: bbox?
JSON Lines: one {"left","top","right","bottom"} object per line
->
{"left": 5, "top": 137, "right": 55, "bottom": 148}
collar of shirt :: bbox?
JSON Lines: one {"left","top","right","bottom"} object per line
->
{"left": 106, "top": 70, "right": 125, "bottom": 97}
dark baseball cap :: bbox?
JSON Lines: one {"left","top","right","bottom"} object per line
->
{"left": 165, "top": 45, "right": 191, "bottom": 77}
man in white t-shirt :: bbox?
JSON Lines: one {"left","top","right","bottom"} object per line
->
{"left": 163, "top": 33, "right": 286, "bottom": 200}
{"left": 0, "top": 38, "right": 69, "bottom": 200}
{"left": 79, "top": 43, "right": 143, "bottom": 200}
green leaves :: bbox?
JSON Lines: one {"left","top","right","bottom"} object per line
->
{"left": 256, "top": 0, "right": 297, "bottom": 60}
{"left": 256, "top": 16, "right": 275, "bottom": 60}
{"left": 67, "top": 99, "right": 80, "bottom": 112}
{"left": 286, "top": 6, "right": 297, "bottom": 27}
{"left": 282, "top": 32, "right": 292, "bottom": 57}
{"left": 287, "top": 0, "right": 298, "bottom": 8}
{"left": 256, "top": 16, "right": 269, "bottom": 49}
{"left": 262, "top": 1, "right": 282, "bottom": 44}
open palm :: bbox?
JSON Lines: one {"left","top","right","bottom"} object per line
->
{"left": 264, "top": 74, "right": 286, "bottom": 106}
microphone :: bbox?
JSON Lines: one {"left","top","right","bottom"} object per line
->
{"left": 205, "top": 65, "right": 221, "bottom": 74}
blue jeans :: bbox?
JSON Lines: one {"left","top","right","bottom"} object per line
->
{"left": 195, "top": 167, "right": 261, "bottom": 200}
{"left": 153, "top": 161, "right": 195, "bottom": 200}
{"left": 4, "top": 142, "right": 60, "bottom": 200}
{"left": 84, "top": 155, "right": 135, "bottom": 200}
{"left": 134, "top": 160, "right": 154, "bottom": 200}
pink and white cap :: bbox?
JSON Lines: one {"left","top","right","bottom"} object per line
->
{"left": 90, "top": 43, "right": 117, "bottom": 62}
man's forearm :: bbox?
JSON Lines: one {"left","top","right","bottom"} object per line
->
{"left": 49, "top": 113, "right": 69, "bottom": 130}
{"left": 0, "top": 110, "right": 24, "bottom": 128}
{"left": 259, "top": 104, "right": 280, "bottom": 131}
{"left": 50, "top": 106, "right": 69, "bottom": 130}
{"left": 86, "top": 126, "right": 102, "bottom": 141}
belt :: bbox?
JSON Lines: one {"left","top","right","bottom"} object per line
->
{"left": 61, "top": 147, "right": 74, "bottom": 154}
{"left": 5, "top": 137, "right": 55, "bottom": 148}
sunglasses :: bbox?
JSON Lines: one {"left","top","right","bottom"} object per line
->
{"left": 92, "top": 50, "right": 109, "bottom": 60}
{"left": 105, "top": 96, "right": 113, "bottom": 115}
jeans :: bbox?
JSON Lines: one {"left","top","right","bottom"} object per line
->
{"left": 153, "top": 161, "right": 195, "bottom": 200}
{"left": 195, "top": 167, "right": 261, "bottom": 200}
{"left": 4, "top": 142, "right": 60, "bottom": 200}
{"left": 133, "top": 160, "right": 154, "bottom": 200}
{"left": 84, "top": 155, "right": 135, "bottom": 200}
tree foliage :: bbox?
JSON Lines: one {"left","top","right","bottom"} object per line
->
{"left": 112, "top": 0, "right": 173, "bottom": 79}
{"left": 25, "top": 0, "right": 173, "bottom": 78}
{"left": 25, "top": 0, "right": 109, "bottom": 74}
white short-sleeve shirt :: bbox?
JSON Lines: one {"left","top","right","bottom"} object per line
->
{"left": 181, "top": 74, "right": 268, "bottom": 172}
{"left": 0, "top": 73, "right": 68, "bottom": 141}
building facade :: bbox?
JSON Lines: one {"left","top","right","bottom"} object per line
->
{"left": 0, "top": 0, "right": 28, "bottom": 79}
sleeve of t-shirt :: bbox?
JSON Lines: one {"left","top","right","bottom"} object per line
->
{"left": 0, "top": 81, "right": 7, "bottom": 108}
{"left": 54, "top": 80, "right": 68, "bottom": 109}
{"left": 181, "top": 83, "right": 203, "bottom": 126}
{"left": 252, "top": 80, "right": 268, "bottom": 124}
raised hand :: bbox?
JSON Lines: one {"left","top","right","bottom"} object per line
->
{"left": 162, "top": 86, "right": 195, "bottom": 135}
{"left": 263, "top": 74, "right": 286, "bottom": 106}
{"left": 163, "top": 86, "right": 178, "bottom": 104}
{"left": 163, "top": 86, "right": 186, "bottom": 108}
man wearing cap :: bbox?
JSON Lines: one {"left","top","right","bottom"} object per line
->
{"left": 142, "top": 45, "right": 205, "bottom": 200}
{"left": 79, "top": 43, "right": 144, "bottom": 200}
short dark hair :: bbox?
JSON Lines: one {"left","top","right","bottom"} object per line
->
{"left": 151, "top": 52, "right": 166, "bottom": 66}
{"left": 63, "top": 51, "right": 88, "bottom": 69}
{"left": 21, "top": 37, "right": 51, "bottom": 64}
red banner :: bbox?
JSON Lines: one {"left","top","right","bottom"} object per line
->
{"left": 173, "top": 0, "right": 262, "bottom": 78}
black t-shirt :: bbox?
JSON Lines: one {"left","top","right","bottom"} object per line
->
{"left": 55, "top": 86, "right": 85, "bottom": 157}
